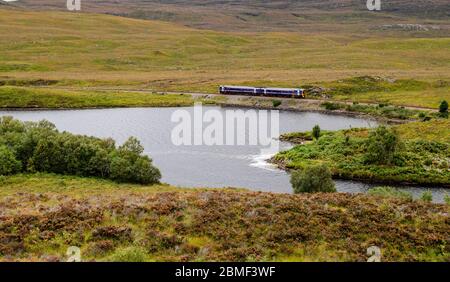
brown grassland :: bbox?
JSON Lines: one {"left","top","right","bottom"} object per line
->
{"left": 0, "top": 9, "right": 449, "bottom": 108}
{"left": 0, "top": 174, "right": 448, "bottom": 262}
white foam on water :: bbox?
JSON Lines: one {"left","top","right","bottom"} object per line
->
{"left": 249, "top": 152, "right": 279, "bottom": 171}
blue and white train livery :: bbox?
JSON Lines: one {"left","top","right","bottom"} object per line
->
{"left": 219, "top": 85, "right": 305, "bottom": 98}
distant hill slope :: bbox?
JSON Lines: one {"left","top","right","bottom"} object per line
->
{"left": 8, "top": 0, "right": 450, "bottom": 32}
{"left": 0, "top": 8, "right": 449, "bottom": 94}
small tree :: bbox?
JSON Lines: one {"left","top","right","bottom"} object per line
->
{"left": 0, "top": 145, "right": 22, "bottom": 175}
{"left": 365, "top": 126, "right": 400, "bottom": 165}
{"left": 312, "top": 125, "right": 321, "bottom": 140}
{"left": 291, "top": 163, "right": 336, "bottom": 194}
{"left": 109, "top": 137, "right": 161, "bottom": 184}
{"left": 439, "top": 100, "right": 448, "bottom": 117}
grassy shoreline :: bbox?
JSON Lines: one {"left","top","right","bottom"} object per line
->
{"left": 0, "top": 85, "right": 438, "bottom": 124}
{"left": 2, "top": 74, "right": 448, "bottom": 109}
{"left": 0, "top": 86, "right": 200, "bottom": 109}
{"left": 0, "top": 174, "right": 448, "bottom": 262}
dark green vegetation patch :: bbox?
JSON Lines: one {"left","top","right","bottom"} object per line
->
{"left": 0, "top": 117, "right": 161, "bottom": 184}
{"left": 275, "top": 121, "right": 450, "bottom": 186}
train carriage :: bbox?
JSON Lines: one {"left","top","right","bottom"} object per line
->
{"left": 219, "top": 86, "right": 256, "bottom": 95}
{"left": 219, "top": 85, "right": 304, "bottom": 98}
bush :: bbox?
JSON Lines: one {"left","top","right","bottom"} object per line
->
{"left": 291, "top": 164, "right": 336, "bottom": 193}
{"left": 365, "top": 126, "right": 401, "bottom": 165}
{"left": 106, "top": 246, "right": 147, "bottom": 262}
{"left": 312, "top": 125, "right": 321, "bottom": 140}
{"left": 0, "top": 145, "right": 21, "bottom": 175}
{"left": 344, "top": 104, "right": 418, "bottom": 120}
{"left": 444, "top": 194, "right": 450, "bottom": 205}
{"left": 420, "top": 191, "right": 433, "bottom": 203}
{"left": 29, "top": 133, "right": 113, "bottom": 177}
{"left": 109, "top": 137, "right": 161, "bottom": 184}
{"left": 439, "top": 100, "right": 448, "bottom": 118}
{"left": 321, "top": 102, "right": 342, "bottom": 111}
{"left": 367, "top": 187, "right": 413, "bottom": 201}
{"left": 272, "top": 100, "right": 282, "bottom": 107}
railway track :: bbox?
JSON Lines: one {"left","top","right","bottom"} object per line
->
{"left": 26, "top": 85, "right": 436, "bottom": 111}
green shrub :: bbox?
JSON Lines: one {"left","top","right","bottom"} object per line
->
{"left": 291, "top": 164, "right": 336, "bottom": 193}
{"left": 365, "top": 126, "right": 401, "bottom": 165}
{"left": 109, "top": 137, "right": 161, "bottom": 184}
{"left": 344, "top": 103, "right": 418, "bottom": 120}
{"left": 439, "top": 100, "right": 448, "bottom": 118}
{"left": 272, "top": 100, "right": 282, "bottom": 107}
{"left": 312, "top": 125, "right": 321, "bottom": 140}
{"left": 0, "top": 145, "right": 21, "bottom": 175}
{"left": 280, "top": 131, "right": 313, "bottom": 142}
{"left": 420, "top": 191, "right": 433, "bottom": 203}
{"left": 29, "top": 133, "right": 113, "bottom": 176}
{"left": 444, "top": 194, "right": 450, "bottom": 205}
{"left": 106, "top": 246, "right": 147, "bottom": 262}
{"left": 344, "top": 135, "right": 350, "bottom": 145}
{"left": 367, "top": 187, "right": 413, "bottom": 201}
{"left": 321, "top": 102, "right": 342, "bottom": 111}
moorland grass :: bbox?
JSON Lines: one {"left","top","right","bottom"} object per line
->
{"left": 318, "top": 77, "right": 449, "bottom": 109}
{"left": 0, "top": 173, "right": 448, "bottom": 262}
{"left": 0, "top": 9, "right": 449, "bottom": 108}
{"left": 0, "top": 86, "right": 196, "bottom": 108}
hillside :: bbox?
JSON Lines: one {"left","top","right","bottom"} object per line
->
{"left": 7, "top": 0, "right": 450, "bottom": 33}
{"left": 0, "top": 9, "right": 449, "bottom": 107}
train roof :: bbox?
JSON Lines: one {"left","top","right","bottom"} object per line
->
{"left": 265, "top": 87, "right": 304, "bottom": 91}
{"left": 221, "top": 85, "right": 256, "bottom": 89}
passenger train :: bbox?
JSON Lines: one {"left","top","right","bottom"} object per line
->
{"left": 219, "top": 85, "right": 305, "bottom": 98}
